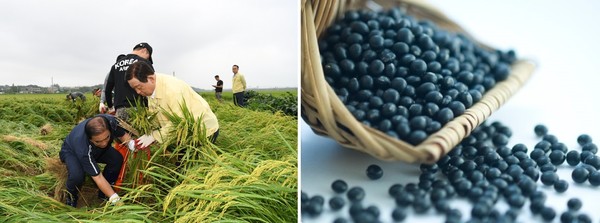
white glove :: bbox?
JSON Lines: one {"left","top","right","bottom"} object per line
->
{"left": 99, "top": 103, "right": 107, "bottom": 113}
{"left": 108, "top": 193, "right": 121, "bottom": 205}
{"left": 137, "top": 135, "right": 155, "bottom": 148}
{"left": 127, "top": 140, "right": 136, "bottom": 152}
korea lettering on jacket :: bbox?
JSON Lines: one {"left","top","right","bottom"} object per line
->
{"left": 114, "top": 58, "right": 139, "bottom": 72}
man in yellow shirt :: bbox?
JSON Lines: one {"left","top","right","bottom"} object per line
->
{"left": 232, "top": 64, "right": 247, "bottom": 107}
{"left": 124, "top": 61, "right": 220, "bottom": 151}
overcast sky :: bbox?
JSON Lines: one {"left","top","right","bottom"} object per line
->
{"left": 0, "top": 0, "right": 299, "bottom": 89}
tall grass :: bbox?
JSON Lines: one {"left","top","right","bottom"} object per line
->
{"left": 0, "top": 93, "right": 297, "bottom": 222}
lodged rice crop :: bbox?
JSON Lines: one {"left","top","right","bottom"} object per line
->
{"left": 0, "top": 92, "right": 298, "bottom": 222}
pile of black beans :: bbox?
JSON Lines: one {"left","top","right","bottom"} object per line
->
{"left": 301, "top": 121, "right": 599, "bottom": 223}
{"left": 319, "top": 7, "right": 517, "bottom": 145}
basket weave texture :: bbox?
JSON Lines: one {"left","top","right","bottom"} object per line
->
{"left": 301, "top": 0, "right": 535, "bottom": 163}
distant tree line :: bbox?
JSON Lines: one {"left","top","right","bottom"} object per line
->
{"left": 0, "top": 84, "right": 102, "bottom": 94}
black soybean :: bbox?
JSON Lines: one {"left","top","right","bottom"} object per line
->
{"left": 333, "top": 217, "right": 348, "bottom": 223}
{"left": 529, "top": 148, "right": 545, "bottom": 160}
{"left": 332, "top": 179, "right": 348, "bottom": 193}
{"left": 412, "top": 196, "right": 432, "bottom": 213}
{"left": 306, "top": 195, "right": 324, "bottom": 216}
{"left": 566, "top": 150, "right": 581, "bottom": 166}
{"left": 347, "top": 187, "right": 366, "bottom": 202}
{"left": 572, "top": 167, "right": 589, "bottom": 183}
{"left": 540, "top": 171, "right": 559, "bottom": 186}
{"left": 535, "top": 141, "right": 552, "bottom": 152}
{"left": 582, "top": 143, "right": 598, "bottom": 154}
{"left": 395, "top": 191, "right": 415, "bottom": 206}
{"left": 577, "top": 134, "right": 592, "bottom": 146}
{"left": 365, "top": 205, "right": 380, "bottom": 218}
{"left": 541, "top": 207, "right": 556, "bottom": 221}
{"left": 588, "top": 171, "right": 600, "bottom": 186}
{"left": 351, "top": 210, "right": 377, "bottom": 223}
{"left": 329, "top": 197, "right": 346, "bottom": 210}
{"left": 534, "top": 124, "right": 548, "bottom": 137}
{"left": 348, "top": 202, "right": 363, "bottom": 218}
{"left": 578, "top": 214, "right": 592, "bottom": 223}
{"left": 583, "top": 155, "right": 600, "bottom": 169}
{"left": 560, "top": 211, "right": 577, "bottom": 223}
{"left": 566, "top": 198, "right": 582, "bottom": 211}
{"left": 549, "top": 150, "right": 566, "bottom": 165}
{"left": 388, "top": 184, "right": 403, "bottom": 197}
{"left": 366, "top": 164, "right": 383, "bottom": 180}
{"left": 391, "top": 207, "right": 407, "bottom": 221}
{"left": 540, "top": 163, "right": 557, "bottom": 173}
{"left": 436, "top": 107, "right": 454, "bottom": 124}
{"left": 530, "top": 200, "right": 545, "bottom": 214}
{"left": 553, "top": 180, "right": 569, "bottom": 193}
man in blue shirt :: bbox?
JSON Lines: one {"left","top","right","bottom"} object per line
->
{"left": 59, "top": 114, "right": 136, "bottom": 207}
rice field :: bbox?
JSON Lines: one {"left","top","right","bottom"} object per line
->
{"left": 0, "top": 91, "right": 298, "bottom": 222}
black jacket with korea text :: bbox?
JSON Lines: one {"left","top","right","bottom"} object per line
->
{"left": 105, "top": 54, "right": 151, "bottom": 109}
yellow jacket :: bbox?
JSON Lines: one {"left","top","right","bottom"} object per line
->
{"left": 148, "top": 73, "right": 219, "bottom": 142}
{"left": 232, "top": 72, "right": 246, "bottom": 93}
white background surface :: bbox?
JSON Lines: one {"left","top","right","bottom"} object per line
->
{"left": 301, "top": 1, "right": 600, "bottom": 222}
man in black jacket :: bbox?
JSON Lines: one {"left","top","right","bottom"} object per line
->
{"left": 103, "top": 43, "right": 154, "bottom": 120}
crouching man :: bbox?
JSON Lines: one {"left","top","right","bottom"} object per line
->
{"left": 66, "top": 92, "right": 87, "bottom": 102}
{"left": 59, "top": 114, "right": 136, "bottom": 207}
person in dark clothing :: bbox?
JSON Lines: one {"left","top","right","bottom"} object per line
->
{"left": 103, "top": 43, "right": 154, "bottom": 120}
{"left": 66, "top": 92, "right": 86, "bottom": 102}
{"left": 212, "top": 75, "right": 224, "bottom": 102}
{"left": 99, "top": 54, "right": 127, "bottom": 114}
{"left": 59, "top": 114, "right": 136, "bottom": 207}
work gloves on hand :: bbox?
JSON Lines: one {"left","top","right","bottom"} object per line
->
{"left": 127, "top": 140, "right": 137, "bottom": 152}
{"left": 99, "top": 103, "right": 107, "bottom": 113}
{"left": 124, "top": 135, "right": 155, "bottom": 152}
{"left": 137, "top": 135, "right": 155, "bottom": 148}
{"left": 108, "top": 193, "right": 122, "bottom": 206}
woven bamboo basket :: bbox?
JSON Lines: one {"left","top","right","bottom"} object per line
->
{"left": 301, "top": 0, "right": 536, "bottom": 164}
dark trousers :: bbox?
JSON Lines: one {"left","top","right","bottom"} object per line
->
{"left": 233, "top": 92, "right": 245, "bottom": 107}
{"left": 61, "top": 147, "right": 123, "bottom": 207}
{"left": 209, "top": 129, "right": 220, "bottom": 144}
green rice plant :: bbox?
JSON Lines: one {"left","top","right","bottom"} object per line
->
{"left": 46, "top": 111, "right": 63, "bottom": 123}
{"left": 15, "top": 105, "right": 35, "bottom": 116}
{"left": 25, "top": 114, "right": 47, "bottom": 127}
{"left": 64, "top": 97, "right": 97, "bottom": 123}
{"left": 0, "top": 120, "right": 37, "bottom": 136}
{"left": 157, "top": 99, "right": 216, "bottom": 173}
{"left": 162, "top": 147, "right": 297, "bottom": 222}
{"left": 126, "top": 98, "right": 160, "bottom": 136}
{"left": 120, "top": 98, "right": 161, "bottom": 189}
{"left": 0, "top": 142, "right": 45, "bottom": 175}
{"left": 213, "top": 105, "right": 297, "bottom": 160}
{"left": 0, "top": 186, "right": 69, "bottom": 222}
{"left": 160, "top": 99, "right": 210, "bottom": 149}
{"left": 55, "top": 108, "right": 73, "bottom": 123}
{"left": 0, "top": 107, "right": 18, "bottom": 121}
